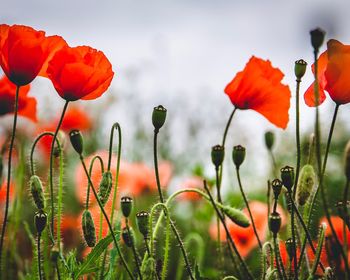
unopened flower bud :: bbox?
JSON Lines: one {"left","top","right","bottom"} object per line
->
{"left": 69, "top": 130, "right": 83, "bottom": 155}
{"left": 310, "top": 28, "right": 326, "bottom": 51}
{"left": 269, "top": 212, "right": 281, "bottom": 235}
{"left": 211, "top": 145, "right": 225, "bottom": 169}
{"left": 264, "top": 131, "right": 275, "bottom": 150}
{"left": 344, "top": 140, "right": 350, "bottom": 180}
{"left": 232, "top": 145, "right": 246, "bottom": 168}
{"left": 152, "top": 105, "right": 167, "bottom": 132}
{"left": 296, "top": 164, "right": 316, "bottom": 206}
{"left": 272, "top": 179, "right": 283, "bottom": 199}
{"left": 294, "top": 59, "right": 307, "bottom": 80}
{"left": 30, "top": 175, "right": 46, "bottom": 210}
{"left": 136, "top": 211, "right": 150, "bottom": 237}
{"left": 34, "top": 210, "right": 47, "bottom": 234}
{"left": 122, "top": 227, "right": 135, "bottom": 247}
{"left": 121, "top": 196, "right": 133, "bottom": 218}
{"left": 221, "top": 205, "right": 250, "bottom": 228}
{"left": 82, "top": 210, "right": 96, "bottom": 247}
{"left": 280, "top": 166, "right": 294, "bottom": 191}
{"left": 98, "top": 171, "right": 113, "bottom": 206}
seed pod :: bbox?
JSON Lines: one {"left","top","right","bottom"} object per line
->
{"left": 30, "top": 175, "right": 46, "bottom": 210}
{"left": 69, "top": 130, "right": 83, "bottom": 155}
{"left": 34, "top": 210, "right": 47, "bottom": 234}
{"left": 264, "top": 131, "right": 275, "bottom": 151}
{"left": 136, "top": 211, "right": 150, "bottom": 237}
{"left": 232, "top": 145, "right": 246, "bottom": 168}
{"left": 344, "top": 140, "right": 350, "bottom": 181}
{"left": 269, "top": 212, "right": 281, "bottom": 235}
{"left": 280, "top": 166, "right": 294, "bottom": 191}
{"left": 97, "top": 171, "right": 113, "bottom": 206}
{"left": 122, "top": 227, "right": 135, "bottom": 247}
{"left": 310, "top": 28, "right": 325, "bottom": 51}
{"left": 285, "top": 238, "right": 295, "bottom": 260}
{"left": 121, "top": 196, "right": 133, "bottom": 218}
{"left": 211, "top": 145, "right": 224, "bottom": 169}
{"left": 152, "top": 105, "right": 167, "bottom": 132}
{"left": 221, "top": 205, "right": 250, "bottom": 228}
{"left": 82, "top": 210, "right": 96, "bottom": 247}
{"left": 296, "top": 164, "right": 316, "bottom": 206}
{"left": 272, "top": 179, "right": 283, "bottom": 199}
{"left": 294, "top": 59, "right": 307, "bottom": 80}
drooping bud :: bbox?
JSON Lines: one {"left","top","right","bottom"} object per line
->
{"left": 211, "top": 145, "right": 224, "bottom": 169}
{"left": 34, "top": 210, "right": 47, "bottom": 234}
{"left": 30, "top": 175, "right": 46, "bottom": 210}
{"left": 264, "top": 131, "right": 275, "bottom": 151}
{"left": 136, "top": 211, "right": 150, "bottom": 237}
{"left": 285, "top": 238, "right": 295, "bottom": 260}
{"left": 280, "top": 166, "right": 295, "bottom": 191}
{"left": 97, "top": 171, "right": 113, "bottom": 206}
{"left": 152, "top": 105, "right": 167, "bottom": 132}
{"left": 296, "top": 164, "right": 316, "bottom": 206}
{"left": 122, "top": 227, "right": 135, "bottom": 247}
{"left": 69, "top": 130, "right": 83, "bottom": 155}
{"left": 121, "top": 196, "right": 133, "bottom": 218}
{"left": 294, "top": 59, "right": 307, "bottom": 80}
{"left": 344, "top": 140, "right": 350, "bottom": 181}
{"left": 272, "top": 179, "right": 283, "bottom": 199}
{"left": 269, "top": 212, "right": 281, "bottom": 235}
{"left": 221, "top": 205, "right": 250, "bottom": 228}
{"left": 310, "top": 28, "right": 326, "bottom": 51}
{"left": 232, "top": 145, "right": 246, "bottom": 168}
{"left": 82, "top": 210, "right": 96, "bottom": 247}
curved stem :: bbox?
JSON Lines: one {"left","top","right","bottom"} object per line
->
{"left": 235, "top": 167, "right": 262, "bottom": 248}
{"left": 79, "top": 156, "right": 134, "bottom": 279}
{"left": 221, "top": 108, "right": 237, "bottom": 147}
{"left": 85, "top": 155, "right": 104, "bottom": 210}
{"left": 0, "top": 85, "right": 20, "bottom": 270}
{"left": 48, "top": 101, "right": 69, "bottom": 239}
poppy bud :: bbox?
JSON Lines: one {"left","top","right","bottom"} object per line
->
{"left": 310, "top": 28, "right": 326, "bottom": 51}
{"left": 285, "top": 238, "right": 295, "bottom": 260}
{"left": 82, "top": 210, "right": 96, "bottom": 247}
{"left": 30, "top": 175, "right": 46, "bottom": 210}
{"left": 50, "top": 246, "right": 60, "bottom": 263}
{"left": 136, "top": 211, "right": 150, "bottom": 237}
{"left": 34, "top": 210, "right": 47, "bottom": 234}
{"left": 121, "top": 196, "right": 133, "bottom": 218}
{"left": 232, "top": 145, "right": 246, "bottom": 168}
{"left": 344, "top": 140, "right": 350, "bottom": 181}
{"left": 211, "top": 145, "right": 225, "bottom": 169}
{"left": 280, "top": 166, "right": 294, "bottom": 191}
{"left": 97, "top": 171, "right": 113, "bottom": 206}
{"left": 221, "top": 205, "right": 250, "bottom": 228}
{"left": 69, "top": 130, "right": 83, "bottom": 155}
{"left": 296, "top": 164, "right": 316, "bottom": 206}
{"left": 122, "top": 227, "right": 135, "bottom": 247}
{"left": 152, "top": 105, "right": 167, "bottom": 132}
{"left": 294, "top": 59, "right": 307, "bottom": 80}
{"left": 264, "top": 131, "right": 275, "bottom": 150}
{"left": 269, "top": 212, "right": 281, "bottom": 235}
{"left": 272, "top": 179, "right": 283, "bottom": 199}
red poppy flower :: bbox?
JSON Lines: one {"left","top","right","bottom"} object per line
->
{"left": 47, "top": 46, "right": 114, "bottom": 101}
{"left": 0, "top": 75, "right": 36, "bottom": 121}
{"left": 176, "top": 176, "right": 204, "bottom": 201}
{"left": 304, "top": 39, "right": 350, "bottom": 106}
{"left": 224, "top": 56, "right": 291, "bottom": 129}
{"left": 0, "top": 24, "right": 67, "bottom": 86}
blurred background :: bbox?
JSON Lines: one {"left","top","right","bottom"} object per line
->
{"left": 2, "top": 0, "right": 350, "bottom": 192}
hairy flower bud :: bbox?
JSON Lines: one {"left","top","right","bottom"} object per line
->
{"left": 296, "top": 164, "right": 316, "bottom": 206}
{"left": 221, "top": 205, "right": 250, "bottom": 228}
{"left": 310, "top": 28, "right": 326, "bottom": 51}
{"left": 269, "top": 212, "right": 281, "bottom": 235}
{"left": 294, "top": 59, "right": 307, "bottom": 80}
{"left": 98, "top": 171, "right": 113, "bottom": 206}
{"left": 152, "top": 105, "right": 167, "bottom": 132}
{"left": 30, "top": 175, "right": 46, "bottom": 210}
{"left": 232, "top": 145, "right": 246, "bottom": 168}
{"left": 280, "top": 166, "right": 295, "bottom": 191}
{"left": 211, "top": 145, "right": 224, "bottom": 169}
{"left": 69, "top": 130, "right": 83, "bottom": 155}
{"left": 264, "top": 131, "right": 275, "bottom": 150}
{"left": 121, "top": 196, "right": 133, "bottom": 218}
{"left": 82, "top": 210, "right": 96, "bottom": 247}
{"left": 34, "top": 210, "right": 47, "bottom": 234}
{"left": 136, "top": 211, "right": 150, "bottom": 237}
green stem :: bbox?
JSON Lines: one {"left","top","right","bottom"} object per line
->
{"left": 273, "top": 235, "right": 287, "bottom": 280}
{"left": 126, "top": 218, "right": 143, "bottom": 280}
{"left": 57, "top": 144, "right": 64, "bottom": 253}
{"left": 221, "top": 107, "right": 237, "bottom": 147}
{"left": 307, "top": 223, "right": 326, "bottom": 279}
{"left": 0, "top": 86, "right": 20, "bottom": 271}
{"left": 235, "top": 167, "right": 262, "bottom": 248}
{"left": 79, "top": 156, "right": 134, "bottom": 279}
{"left": 294, "top": 78, "right": 302, "bottom": 199}
{"left": 85, "top": 155, "right": 104, "bottom": 210}
{"left": 38, "top": 234, "right": 43, "bottom": 280}
{"left": 49, "top": 100, "right": 69, "bottom": 239}
{"left": 289, "top": 191, "right": 298, "bottom": 279}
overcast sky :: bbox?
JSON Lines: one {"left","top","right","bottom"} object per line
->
{"left": 2, "top": 0, "right": 350, "bottom": 185}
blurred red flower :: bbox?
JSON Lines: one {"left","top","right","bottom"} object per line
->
{"left": 304, "top": 39, "right": 350, "bottom": 106}
{"left": 0, "top": 24, "right": 66, "bottom": 86}
{"left": 225, "top": 56, "right": 291, "bottom": 129}
{"left": 320, "top": 216, "right": 350, "bottom": 246}
{"left": 47, "top": 46, "right": 114, "bottom": 101}
{"left": 210, "top": 201, "right": 286, "bottom": 258}
{"left": 0, "top": 75, "right": 36, "bottom": 121}
{"left": 176, "top": 176, "right": 204, "bottom": 201}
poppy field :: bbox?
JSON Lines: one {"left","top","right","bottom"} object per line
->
{"left": 0, "top": 23, "right": 350, "bottom": 280}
